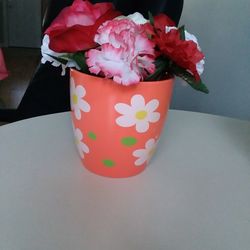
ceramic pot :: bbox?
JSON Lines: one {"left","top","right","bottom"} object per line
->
{"left": 70, "top": 69, "right": 174, "bottom": 178}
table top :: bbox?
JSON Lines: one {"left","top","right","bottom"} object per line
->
{"left": 0, "top": 110, "right": 249, "bottom": 250}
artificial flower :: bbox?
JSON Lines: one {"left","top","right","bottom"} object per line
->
{"left": 41, "top": 35, "right": 80, "bottom": 75}
{"left": 45, "top": 0, "right": 120, "bottom": 52}
{"left": 154, "top": 28, "right": 204, "bottom": 80}
{"left": 182, "top": 30, "right": 205, "bottom": 76}
{"left": 143, "top": 13, "right": 175, "bottom": 37}
{"left": 86, "top": 18, "right": 155, "bottom": 85}
{"left": 153, "top": 13, "right": 176, "bottom": 31}
{"left": 43, "top": 0, "right": 208, "bottom": 93}
{"left": 115, "top": 95, "right": 160, "bottom": 133}
{"left": 116, "top": 12, "right": 148, "bottom": 25}
{"left": 164, "top": 26, "right": 205, "bottom": 76}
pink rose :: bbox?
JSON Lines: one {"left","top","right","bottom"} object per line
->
{"left": 86, "top": 19, "right": 155, "bottom": 85}
{"left": 45, "top": 0, "right": 120, "bottom": 52}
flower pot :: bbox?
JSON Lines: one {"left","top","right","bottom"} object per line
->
{"left": 70, "top": 69, "right": 174, "bottom": 178}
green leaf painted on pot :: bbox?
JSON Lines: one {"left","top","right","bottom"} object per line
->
{"left": 103, "top": 159, "right": 115, "bottom": 168}
{"left": 121, "top": 137, "right": 137, "bottom": 146}
{"left": 88, "top": 132, "right": 97, "bottom": 140}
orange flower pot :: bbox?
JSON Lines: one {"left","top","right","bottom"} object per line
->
{"left": 70, "top": 69, "right": 174, "bottom": 178}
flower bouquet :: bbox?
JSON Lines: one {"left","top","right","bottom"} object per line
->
{"left": 42, "top": 0, "right": 208, "bottom": 178}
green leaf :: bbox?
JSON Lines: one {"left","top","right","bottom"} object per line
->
{"left": 145, "top": 57, "right": 169, "bottom": 81}
{"left": 45, "top": 53, "right": 69, "bottom": 65}
{"left": 172, "top": 64, "right": 209, "bottom": 94}
{"left": 148, "top": 11, "right": 154, "bottom": 26}
{"left": 71, "top": 52, "right": 89, "bottom": 73}
{"left": 46, "top": 52, "right": 89, "bottom": 74}
{"left": 178, "top": 25, "right": 185, "bottom": 40}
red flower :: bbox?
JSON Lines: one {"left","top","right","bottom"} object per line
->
{"left": 45, "top": 0, "right": 121, "bottom": 53}
{"left": 154, "top": 29, "right": 204, "bottom": 80}
{"left": 143, "top": 13, "right": 176, "bottom": 37}
{"left": 154, "top": 14, "right": 176, "bottom": 31}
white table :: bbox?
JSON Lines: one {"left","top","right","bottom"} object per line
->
{"left": 0, "top": 110, "right": 249, "bottom": 250}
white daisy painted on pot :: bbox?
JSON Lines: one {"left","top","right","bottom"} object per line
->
{"left": 133, "top": 138, "right": 158, "bottom": 166}
{"left": 73, "top": 127, "right": 89, "bottom": 159}
{"left": 115, "top": 95, "right": 160, "bottom": 133}
{"left": 70, "top": 77, "right": 91, "bottom": 120}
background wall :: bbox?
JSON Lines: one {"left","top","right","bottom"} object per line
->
{"left": 7, "top": 0, "right": 41, "bottom": 48}
{"left": 0, "top": 0, "right": 41, "bottom": 48}
{"left": 0, "top": 0, "right": 8, "bottom": 46}
{"left": 0, "top": 0, "right": 4, "bottom": 45}
{"left": 170, "top": 0, "right": 250, "bottom": 120}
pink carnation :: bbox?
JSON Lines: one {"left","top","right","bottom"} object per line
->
{"left": 86, "top": 19, "right": 155, "bottom": 85}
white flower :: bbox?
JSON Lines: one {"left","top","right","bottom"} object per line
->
{"left": 70, "top": 77, "right": 90, "bottom": 120}
{"left": 165, "top": 26, "right": 177, "bottom": 33}
{"left": 133, "top": 138, "right": 158, "bottom": 166}
{"left": 73, "top": 127, "right": 89, "bottom": 159}
{"left": 41, "top": 35, "right": 80, "bottom": 75}
{"left": 116, "top": 12, "right": 148, "bottom": 24}
{"left": 115, "top": 95, "right": 160, "bottom": 133}
{"left": 184, "top": 30, "right": 205, "bottom": 75}
{"left": 165, "top": 26, "right": 205, "bottom": 76}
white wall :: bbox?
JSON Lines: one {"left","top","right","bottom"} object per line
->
{"left": 170, "top": 0, "right": 250, "bottom": 120}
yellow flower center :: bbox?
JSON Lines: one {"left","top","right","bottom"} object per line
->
{"left": 72, "top": 94, "right": 78, "bottom": 105}
{"left": 135, "top": 110, "right": 147, "bottom": 120}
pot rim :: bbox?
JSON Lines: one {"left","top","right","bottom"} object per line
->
{"left": 70, "top": 68, "right": 174, "bottom": 85}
